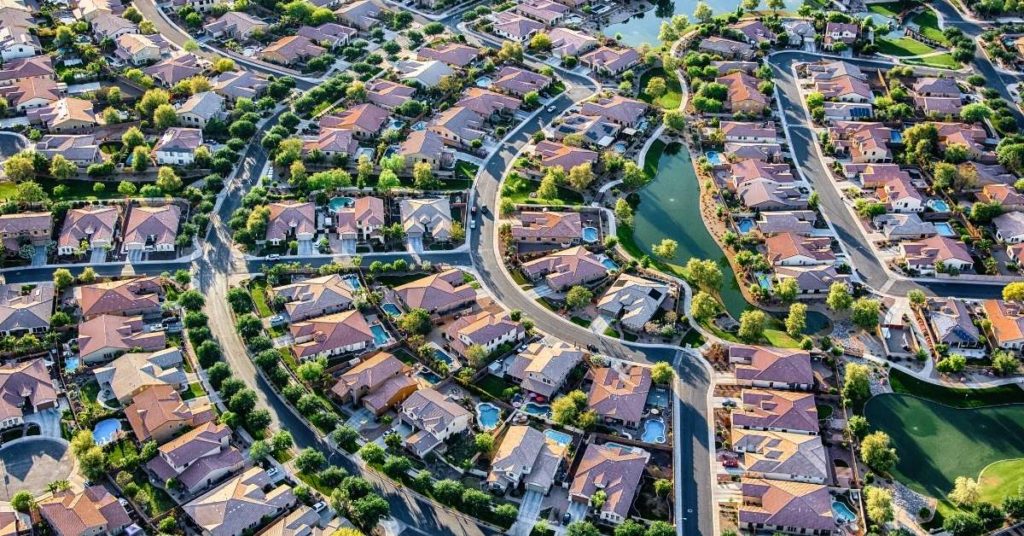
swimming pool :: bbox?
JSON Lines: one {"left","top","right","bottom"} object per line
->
{"left": 755, "top": 273, "right": 773, "bottom": 290}
{"left": 476, "top": 402, "right": 501, "bottom": 430}
{"left": 328, "top": 196, "right": 355, "bottom": 212}
{"left": 705, "top": 151, "right": 725, "bottom": 166}
{"left": 411, "top": 121, "right": 427, "bottom": 131}
{"left": 475, "top": 76, "right": 493, "bottom": 87}
{"left": 831, "top": 500, "right": 857, "bottom": 523}
{"left": 641, "top": 418, "right": 666, "bottom": 443}
{"left": 935, "top": 221, "right": 956, "bottom": 237}
{"left": 433, "top": 348, "right": 453, "bottom": 365}
{"left": 613, "top": 141, "right": 627, "bottom": 154}
{"left": 370, "top": 324, "right": 390, "bottom": 346}
{"left": 928, "top": 199, "right": 950, "bottom": 212}
{"left": 601, "top": 257, "right": 619, "bottom": 270}
{"left": 736, "top": 219, "right": 754, "bottom": 234}
{"left": 544, "top": 429, "right": 572, "bottom": 447}
{"left": 522, "top": 402, "right": 551, "bottom": 418}
{"left": 92, "top": 418, "right": 122, "bottom": 446}
{"left": 381, "top": 303, "right": 401, "bottom": 316}
{"left": 387, "top": 118, "right": 405, "bottom": 130}
{"left": 581, "top": 227, "right": 599, "bottom": 243}
{"left": 342, "top": 274, "right": 362, "bottom": 290}
{"left": 417, "top": 369, "right": 441, "bottom": 384}
{"left": 65, "top": 357, "right": 80, "bottom": 373}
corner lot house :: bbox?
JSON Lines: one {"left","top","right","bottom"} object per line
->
{"left": 39, "top": 487, "right": 131, "bottom": 536}
{"left": 266, "top": 201, "right": 315, "bottom": 245}
{"left": 272, "top": 274, "right": 355, "bottom": 322}
{"left": 738, "top": 478, "right": 834, "bottom": 536}
{"left": 147, "top": 422, "right": 245, "bottom": 494}
{"left": 983, "top": 299, "right": 1024, "bottom": 350}
{"left": 487, "top": 425, "right": 565, "bottom": 494}
{"left": 290, "top": 309, "right": 376, "bottom": 361}
{"left": 399, "top": 388, "right": 472, "bottom": 456}
{"left": 330, "top": 351, "right": 418, "bottom": 415}
{"left": 730, "top": 346, "right": 813, "bottom": 390}
{"left": 74, "top": 276, "right": 165, "bottom": 319}
{"left": 184, "top": 467, "right": 297, "bottom": 536}
{"left": 0, "top": 282, "right": 54, "bottom": 337}
{"left": 393, "top": 269, "right": 476, "bottom": 317}
{"left": 597, "top": 274, "right": 670, "bottom": 332}
{"left": 512, "top": 211, "right": 582, "bottom": 245}
{"left": 122, "top": 204, "right": 181, "bottom": 253}
{"left": 587, "top": 365, "right": 651, "bottom": 428}
{"left": 569, "top": 443, "right": 649, "bottom": 525}
{"left": 0, "top": 211, "right": 52, "bottom": 251}
{"left": 507, "top": 341, "right": 582, "bottom": 398}
{"left": 0, "top": 359, "right": 57, "bottom": 430}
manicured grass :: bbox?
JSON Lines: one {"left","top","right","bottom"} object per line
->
{"left": 888, "top": 368, "right": 1024, "bottom": 408}
{"left": 604, "top": 327, "right": 620, "bottom": 338}
{"left": 570, "top": 316, "right": 591, "bottom": 327}
{"left": 904, "top": 53, "right": 959, "bottom": 69}
{"left": 979, "top": 458, "right": 1024, "bottom": 505}
{"left": 910, "top": 10, "right": 949, "bottom": 46}
{"left": 867, "top": 0, "right": 920, "bottom": 17}
{"left": 502, "top": 173, "right": 584, "bottom": 207}
{"left": 863, "top": 394, "right": 1024, "bottom": 499}
{"left": 639, "top": 68, "right": 683, "bottom": 110}
{"left": 249, "top": 281, "right": 273, "bottom": 318}
{"left": 680, "top": 328, "right": 705, "bottom": 347}
{"left": 763, "top": 328, "right": 802, "bottom": 349}
{"left": 0, "top": 182, "right": 17, "bottom": 200}
{"left": 476, "top": 375, "right": 517, "bottom": 401}
{"left": 182, "top": 382, "right": 206, "bottom": 400}
{"left": 452, "top": 160, "right": 479, "bottom": 184}
{"left": 877, "top": 36, "right": 938, "bottom": 57}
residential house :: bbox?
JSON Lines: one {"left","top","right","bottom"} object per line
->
{"left": 399, "top": 198, "right": 454, "bottom": 242}
{"left": 732, "top": 389, "right": 819, "bottom": 435}
{"left": 717, "top": 71, "right": 769, "bottom": 114}
{"left": 0, "top": 283, "right": 54, "bottom": 337}
{"left": 116, "top": 33, "right": 161, "bottom": 65}
{"left": 711, "top": 60, "right": 759, "bottom": 75}
{"left": 875, "top": 175, "right": 924, "bottom": 213}
{"left": 74, "top": 277, "right": 165, "bottom": 319}
{"left": 0, "top": 77, "right": 63, "bottom": 112}
{"left": 983, "top": 299, "right": 1024, "bottom": 350}
{"left": 814, "top": 72, "right": 873, "bottom": 103}
{"left": 417, "top": 43, "right": 479, "bottom": 68}
{"left": 933, "top": 122, "right": 989, "bottom": 160}
{"left": 551, "top": 112, "right": 620, "bottom": 147}
{"left": 492, "top": 66, "right": 551, "bottom": 97}
{"left": 38, "top": 487, "right": 131, "bottom": 536}
{"left": 183, "top": 468, "right": 296, "bottom": 536}
{"left": 756, "top": 211, "right": 816, "bottom": 236}
{"left": 0, "top": 211, "right": 52, "bottom": 252}
{"left": 597, "top": 274, "right": 670, "bottom": 332}
{"left": 177, "top": 91, "right": 225, "bottom": 129}
{"left": 721, "top": 121, "right": 777, "bottom": 143}
{"left": 548, "top": 27, "right": 598, "bottom": 58}
{"left": 774, "top": 266, "right": 849, "bottom": 297}
{"left": 91, "top": 13, "right": 137, "bottom": 40}
{"left": 272, "top": 274, "right": 355, "bottom": 322}
{"left": 125, "top": 384, "right": 213, "bottom": 442}
{"left": 211, "top": 70, "right": 268, "bottom": 101}
{"left": 829, "top": 121, "right": 893, "bottom": 163}
{"left": 28, "top": 97, "right": 98, "bottom": 132}
{"left": 122, "top": 204, "right": 181, "bottom": 253}
{"left": 994, "top": 211, "right": 1024, "bottom": 244}
{"left": 913, "top": 77, "right": 960, "bottom": 98}
{"left": 580, "top": 46, "right": 640, "bottom": 76}
{"left": 321, "top": 103, "right": 389, "bottom": 139}
{"left": 147, "top": 422, "right": 245, "bottom": 494}
{"left": 739, "top": 479, "right": 835, "bottom": 535}
{"left": 507, "top": 340, "right": 582, "bottom": 398}
{"left": 260, "top": 35, "right": 325, "bottom": 65}
{"left": 491, "top": 12, "right": 544, "bottom": 42}
{"left": 456, "top": 88, "right": 521, "bottom": 121}
{"left": 873, "top": 213, "right": 936, "bottom": 240}
{"left": 77, "top": 314, "right": 166, "bottom": 363}
{"left": 35, "top": 134, "right": 100, "bottom": 166}
{"left": 330, "top": 351, "right": 416, "bottom": 413}
{"left": 569, "top": 443, "right": 649, "bottom": 525}
{"left": 290, "top": 309, "right": 376, "bottom": 360}
{"left": 203, "top": 11, "right": 268, "bottom": 39}
{"left": 145, "top": 54, "right": 204, "bottom": 87}
{"left": 731, "top": 429, "right": 828, "bottom": 483}
{"left": 520, "top": 246, "right": 609, "bottom": 291}
{"left": 153, "top": 127, "right": 204, "bottom": 165}
{"left": 822, "top": 101, "right": 873, "bottom": 121}
{"left": 487, "top": 425, "right": 565, "bottom": 494}
{"left": 0, "top": 359, "right": 57, "bottom": 430}
{"left": 366, "top": 79, "right": 415, "bottom": 109}
{"left": 393, "top": 268, "right": 476, "bottom": 316}
{"left": 588, "top": 365, "right": 651, "bottom": 428}
{"left": 0, "top": 10, "right": 40, "bottom": 61}
{"left": 443, "top": 310, "right": 524, "bottom": 358}
{"left": 428, "top": 106, "right": 485, "bottom": 146}
{"left": 399, "top": 130, "right": 452, "bottom": 170}
{"left": 730, "top": 345, "right": 813, "bottom": 391}
{"left": 534, "top": 140, "right": 598, "bottom": 171}
{"left": 928, "top": 298, "right": 984, "bottom": 352}
{"left": 399, "top": 388, "right": 473, "bottom": 456}
{"left": 783, "top": 20, "right": 815, "bottom": 47}
{"left": 978, "top": 184, "right": 1024, "bottom": 211}
{"left": 900, "top": 236, "right": 974, "bottom": 274}
{"left": 257, "top": 507, "right": 320, "bottom": 536}
{"left": 334, "top": 0, "right": 380, "bottom": 30}
{"left": 823, "top": 21, "right": 858, "bottom": 50}
{"left": 765, "top": 233, "right": 835, "bottom": 266}
{"left": 297, "top": 23, "right": 356, "bottom": 48}
{"left": 304, "top": 127, "right": 358, "bottom": 158}
{"left": 397, "top": 59, "right": 454, "bottom": 88}
{"left": 698, "top": 36, "right": 755, "bottom": 59}
{"left": 0, "top": 55, "right": 54, "bottom": 87}
{"left": 511, "top": 211, "right": 582, "bottom": 244}
{"left": 737, "top": 179, "right": 808, "bottom": 210}
{"left": 93, "top": 347, "right": 186, "bottom": 404}
{"left": 515, "top": 0, "right": 568, "bottom": 26}
{"left": 580, "top": 95, "right": 648, "bottom": 129}
{"left": 731, "top": 20, "right": 776, "bottom": 44}
{"left": 266, "top": 201, "right": 315, "bottom": 245}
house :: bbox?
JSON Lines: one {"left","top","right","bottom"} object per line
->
{"left": 203, "top": 11, "right": 268, "bottom": 39}
{"left": 28, "top": 97, "right": 98, "bottom": 132}
{"left": 873, "top": 213, "right": 936, "bottom": 240}
{"left": 273, "top": 274, "right": 354, "bottom": 322}
{"left": 487, "top": 425, "right": 565, "bottom": 494}
{"left": 928, "top": 298, "right": 984, "bottom": 352}
{"left": 913, "top": 77, "right": 960, "bottom": 98}
{"left": 729, "top": 159, "right": 794, "bottom": 189}
{"left": 75, "top": 0, "right": 122, "bottom": 23}
{"left": 456, "top": 88, "right": 521, "bottom": 120}
{"left": 0, "top": 77, "right": 63, "bottom": 111}
{"left": 321, "top": 103, "right": 389, "bottom": 139}
{"left": 712, "top": 60, "right": 759, "bottom": 75}
{"left": 74, "top": 277, "right": 164, "bottom": 319}
{"left": 580, "top": 95, "right": 648, "bottom": 128}
{"left": 732, "top": 389, "right": 819, "bottom": 435}
{"left": 698, "top": 36, "right": 755, "bottom": 59}
{"left": 580, "top": 47, "right": 641, "bottom": 76}
{"left": 829, "top": 121, "right": 893, "bottom": 163}
{"left": 932, "top": 122, "right": 989, "bottom": 160}
{"left": 876, "top": 176, "right": 924, "bottom": 212}
{"left": 756, "top": 211, "right": 816, "bottom": 236}
{"left": 116, "top": 33, "right": 161, "bottom": 65}
{"left": 738, "top": 180, "right": 808, "bottom": 210}
{"left": 397, "top": 59, "right": 454, "bottom": 88}
{"left": 569, "top": 443, "right": 649, "bottom": 525}
{"left": 297, "top": 23, "right": 357, "bottom": 48}
{"left": 0, "top": 10, "right": 40, "bottom": 61}
{"left": 823, "top": 21, "right": 858, "bottom": 50}
{"left": 290, "top": 310, "right": 376, "bottom": 360}
{"left": 393, "top": 269, "right": 476, "bottom": 316}
{"left": 717, "top": 71, "right": 769, "bottom": 114}
{"left": 429, "top": 106, "right": 485, "bottom": 146}
{"left": 38, "top": 487, "right": 131, "bottom": 536}
{"left": 507, "top": 340, "right": 582, "bottom": 398}
{"left": 551, "top": 113, "right": 620, "bottom": 147}
{"left": 35, "top": 134, "right": 101, "bottom": 166}
{"left": 257, "top": 507, "right": 320, "bottom": 536}
{"left": 978, "top": 184, "right": 1024, "bottom": 211}
{"left": 994, "top": 211, "right": 1024, "bottom": 244}
{"left": 515, "top": 0, "right": 568, "bottom": 26}
{"left": 366, "top": 79, "right": 415, "bottom": 109}
{"left": 730, "top": 346, "right": 813, "bottom": 391}
{"left": 183, "top": 467, "right": 296, "bottom": 536}
{"left": 399, "top": 388, "right": 473, "bottom": 456}
{"left": 774, "top": 265, "right": 849, "bottom": 297}
{"left": 146, "top": 422, "right": 245, "bottom": 494}
{"left": 0, "top": 211, "right": 52, "bottom": 251}
{"left": 492, "top": 66, "right": 551, "bottom": 97}
{"left": 211, "top": 70, "right": 268, "bottom": 101}
{"left": 443, "top": 310, "right": 524, "bottom": 357}
{"left": 399, "top": 198, "right": 453, "bottom": 242}
{"left": 0, "top": 55, "right": 54, "bottom": 87}
{"left": 983, "top": 299, "right": 1024, "bottom": 350}
{"left": 153, "top": 127, "right": 203, "bottom": 165}
{"left": 77, "top": 314, "right": 166, "bottom": 363}
{"left": 900, "top": 236, "right": 974, "bottom": 274}
{"left": 0, "top": 283, "right": 54, "bottom": 337}
{"left": 814, "top": 73, "right": 873, "bottom": 103}
{"left": 588, "top": 365, "right": 651, "bottom": 428}
{"left": 0, "top": 509, "right": 30, "bottom": 536}
{"left": 548, "top": 27, "right": 599, "bottom": 58}
{"left": 417, "top": 43, "right": 479, "bottom": 68}
{"left": 491, "top": 12, "right": 544, "bottom": 42}
{"left": 122, "top": 204, "right": 181, "bottom": 253}
{"left": 333, "top": 0, "right": 381, "bottom": 30}
{"left": 740, "top": 479, "right": 834, "bottom": 535}
{"left": 0, "top": 359, "right": 57, "bottom": 430}
{"left": 398, "top": 130, "right": 450, "bottom": 171}
{"left": 783, "top": 20, "right": 815, "bottom": 46}
{"left": 511, "top": 211, "right": 582, "bottom": 244}
{"left": 266, "top": 201, "right": 315, "bottom": 245}
{"left": 93, "top": 347, "right": 186, "bottom": 404}
{"left": 260, "top": 35, "right": 325, "bottom": 66}
{"left": 1010, "top": 243, "right": 1024, "bottom": 264}
{"left": 765, "top": 233, "right": 835, "bottom": 266}
{"left": 520, "top": 246, "right": 608, "bottom": 291}
{"left": 177, "top": 91, "right": 225, "bottom": 129}
{"left": 731, "top": 429, "right": 828, "bottom": 483}
{"left": 823, "top": 101, "right": 873, "bottom": 121}
{"left": 535, "top": 140, "right": 598, "bottom": 171}
{"left": 914, "top": 94, "right": 962, "bottom": 115}
{"left": 125, "top": 384, "right": 213, "bottom": 442}
{"left": 721, "top": 121, "right": 777, "bottom": 143}
{"left": 330, "top": 351, "right": 416, "bottom": 412}
{"left": 145, "top": 54, "right": 204, "bottom": 87}
{"left": 304, "top": 127, "right": 358, "bottom": 158}
{"left": 597, "top": 274, "right": 670, "bottom": 332}
{"left": 731, "top": 20, "right": 776, "bottom": 44}
{"left": 91, "top": 13, "right": 137, "bottom": 40}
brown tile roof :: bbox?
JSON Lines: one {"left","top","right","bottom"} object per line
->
{"left": 587, "top": 365, "right": 651, "bottom": 424}
{"left": 511, "top": 211, "right": 582, "bottom": 242}
{"left": 732, "top": 389, "right": 818, "bottom": 434}
{"left": 39, "top": 487, "right": 131, "bottom": 536}
{"left": 569, "top": 443, "right": 649, "bottom": 519}
{"left": 331, "top": 351, "right": 406, "bottom": 399}
{"left": 290, "top": 309, "right": 376, "bottom": 359}
{"left": 394, "top": 268, "right": 476, "bottom": 313}
{"left": 739, "top": 478, "right": 834, "bottom": 532}
{"left": 0, "top": 358, "right": 56, "bottom": 422}
{"left": 74, "top": 276, "right": 164, "bottom": 319}
{"left": 125, "top": 384, "right": 212, "bottom": 441}
{"left": 983, "top": 299, "right": 1024, "bottom": 348}
{"left": 730, "top": 345, "right": 813, "bottom": 387}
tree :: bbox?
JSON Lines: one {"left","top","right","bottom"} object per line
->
{"left": 615, "top": 521, "right": 646, "bottom": 536}
{"left": 826, "top": 282, "right": 852, "bottom": 311}
{"left": 567, "top": 522, "right": 600, "bottom": 536}
{"left": 693, "top": 0, "right": 713, "bottom": 23}
{"left": 622, "top": 161, "right": 647, "bottom": 188}
{"left": 943, "top": 511, "right": 983, "bottom": 536}
{"left": 738, "top": 310, "right": 766, "bottom": 342}
{"left": 652, "top": 238, "right": 678, "bottom": 260}
{"left": 992, "top": 350, "right": 1020, "bottom": 376}
{"left": 1004, "top": 281, "right": 1024, "bottom": 302}
{"left": 775, "top": 278, "right": 799, "bottom": 302}
{"left": 349, "top": 495, "right": 389, "bottom": 531}
{"left": 645, "top": 77, "right": 667, "bottom": 99}
{"left": 864, "top": 486, "right": 894, "bottom": 524}
{"left": 933, "top": 162, "right": 959, "bottom": 191}
{"left": 960, "top": 102, "right": 992, "bottom": 123}
{"left": 295, "top": 448, "right": 326, "bottom": 473}
{"left": 465, "top": 343, "right": 489, "bottom": 367}
{"left": 949, "top": 476, "right": 980, "bottom": 507}
{"left": 78, "top": 446, "right": 107, "bottom": 479}
{"left": 249, "top": 439, "right": 271, "bottom": 460}
{"left": 156, "top": 166, "right": 182, "bottom": 193}
{"left": 937, "top": 354, "right": 968, "bottom": 374}
{"left": 529, "top": 32, "right": 552, "bottom": 51}
{"left": 207, "top": 362, "right": 231, "bottom": 388}
{"left": 397, "top": 308, "right": 431, "bottom": 334}
{"left": 494, "top": 503, "right": 518, "bottom": 526}
{"left": 551, "top": 390, "right": 593, "bottom": 429}
{"left": 851, "top": 298, "right": 880, "bottom": 329}
{"left": 690, "top": 291, "right": 722, "bottom": 322}
{"left": 567, "top": 163, "right": 595, "bottom": 190}
{"left": 178, "top": 289, "right": 205, "bottom": 311}
{"left": 785, "top": 302, "right": 807, "bottom": 338}
{"left": 565, "top": 285, "right": 593, "bottom": 309}
{"left": 537, "top": 173, "right": 559, "bottom": 200}
{"left": 53, "top": 268, "right": 74, "bottom": 290}
{"left": 614, "top": 198, "right": 634, "bottom": 227}
{"left": 646, "top": 522, "right": 674, "bottom": 536}
{"left": 433, "top": 479, "right": 464, "bottom": 506}
{"left": 359, "top": 442, "right": 386, "bottom": 465}
{"left": 3, "top": 153, "right": 36, "bottom": 182}
{"left": 651, "top": 362, "right": 674, "bottom": 384}
{"left": 848, "top": 415, "right": 869, "bottom": 438}
{"left": 137, "top": 88, "right": 170, "bottom": 119}
{"left": 154, "top": 103, "right": 178, "bottom": 129}
{"left": 842, "top": 363, "right": 871, "bottom": 405}
{"left": 50, "top": 154, "right": 77, "bottom": 180}
{"left": 412, "top": 161, "right": 435, "bottom": 190}
{"left": 10, "top": 491, "right": 33, "bottom": 512}
{"left": 861, "top": 431, "right": 898, "bottom": 473}
{"left": 908, "top": 289, "right": 927, "bottom": 308}
{"left": 767, "top": 0, "right": 784, "bottom": 12}
{"left": 131, "top": 146, "right": 150, "bottom": 173}
{"left": 685, "top": 258, "right": 723, "bottom": 292}
{"left": 122, "top": 126, "right": 145, "bottom": 149}
{"left": 377, "top": 169, "right": 401, "bottom": 193}
{"left": 474, "top": 433, "right": 494, "bottom": 454}
{"left": 664, "top": 110, "right": 685, "bottom": 131}
{"left": 236, "top": 313, "right": 262, "bottom": 338}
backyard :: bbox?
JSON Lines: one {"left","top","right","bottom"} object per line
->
{"left": 502, "top": 173, "right": 584, "bottom": 206}
{"left": 639, "top": 68, "right": 683, "bottom": 110}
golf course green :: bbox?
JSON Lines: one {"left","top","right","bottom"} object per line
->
{"left": 863, "top": 394, "right": 1024, "bottom": 500}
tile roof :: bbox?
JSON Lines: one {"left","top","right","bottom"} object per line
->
{"left": 266, "top": 201, "right": 315, "bottom": 242}
{"left": 330, "top": 350, "right": 406, "bottom": 400}
{"left": 569, "top": 443, "right": 649, "bottom": 519}
{"left": 394, "top": 268, "right": 476, "bottom": 313}
{"left": 587, "top": 365, "right": 651, "bottom": 424}
{"left": 125, "top": 384, "right": 212, "bottom": 441}
{"left": 732, "top": 389, "right": 819, "bottom": 434}
{"left": 0, "top": 359, "right": 56, "bottom": 422}
{"left": 597, "top": 274, "right": 670, "bottom": 331}
{"left": 39, "top": 487, "right": 131, "bottom": 536}
{"left": 124, "top": 204, "right": 181, "bottom": 249}
{"left": 77, "top": 314, "right": 166, "bottom": 359}
{"left": 739, "top": 478, "right": 834, "bottom": 532}
{"left": 731, "top": 345, "right": 813, "bottom": 387}
{"left": 0, "top": 282, "right": 53, "bottom": 335}
{"left": 183, "top": 467, "right": 296, "bottom": 536}
{"left": 507, "top": 340, "right": 582, "bottom": 397}
{"left": 74, "top": 276, "right": 164, "bottom": 319}
{"left": 732, "top": 428, "right": 828, "bottom": 482}
{"left": 289, "top": 309, "right": 375, "bottom": 359}
{"left": 520, "top": 245, "right": 608, "bottom": 290}
{"left": 511, "top": 211, "right": 582, "bottom": 242}
{"left": 273, "top": 274, "right": 354, "bottom": 322}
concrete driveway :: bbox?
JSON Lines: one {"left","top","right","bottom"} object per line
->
{"left": 89, "top": 247, "right": 107, "bottom": 263}
{"left": 297, "top": 239, "right": 314, "bottom": 256}
{"left": 510, "top": 490, "right": 544, "bottom": 536}
{"left": 31, "top": 246, "right": 47, "bottom": 266}
{"left": 24, "top": 408, "right": 61, "bottom": 438}
{"left": 407, "top": 236, "right": 424, "bottom": 253}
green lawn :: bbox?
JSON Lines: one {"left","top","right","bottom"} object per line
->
{"left": 867, "top": 0, "right": 920, "bottom": 17}
{"left": 639, "top": 68, "right": 683, "bottom": 110}
{"left": 476, "top": 375, "right": 517, "bottom": 401}
{"left": 889, "top": 369, "right": 1024, "bottom": 408}
{"left": 502, "top": 173, "right": 584, "bottom": 206}
{"left": 979, "top": 458, "right": 1024, "bottom": 505}
{"left": 863, "top": 394, "right": 1024, "bottom": 499}
{"left": 570, "top": 316, "right": 591, "bottom": 327}
{"left": 249, "top": 281, "right": 274, "bottom": 318}
{"left": 904, "top": 53, "right": 959, "bottom": 69}
{"left": 0, "top": 182, "right": 17, "bottom": 200}
{"left": 910, "top": 10, "right": 949, "bottom": 46}
{"left": 181, "top": 382, "right": 206, "bottom": 400}
{"left": 877, "top": 36, "right": 938, "bottom": 57}
{"left": 452, "top": 160, "right": 479, "bottom": 184}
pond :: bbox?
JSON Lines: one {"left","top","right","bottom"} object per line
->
{"left": 630, "top": 142, "right": 748, "bottom": 319}
{"left": 601, "top": 0, "right": 803, "bottom": 47}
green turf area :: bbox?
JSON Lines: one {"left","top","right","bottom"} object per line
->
{"left": 877, "top": 36, "right": 938, "bottom": 57}
{"left": 0, "top": 182, "right": 17, "bottom": 200}
{"left": 980, "top": 458, "right": 1024, "bottom": 505}
{"left": 249, "top": 281, "right": 273, "bottom": 318}
{"left": 571, "top": 316, "right": 591, "bottom": 327}
{"left": 863, "top": 394, "right": 1024, "bottom": 499}
{"left": 639, "top": 68, "right": 683, "bottom": 110}
{"left": 182, "top": 382, "right": 206, "bottom": 400}
{"left": 910, "top": 10, "right": 949, "bottom": 46}
{"left": 476, "top": 374, "right": 517, "bottom": 401}
{"left": 904, "top": 53, "right": 959, "bottom": 69}
{"left": 867, "top": 1, "right": 920, "bottom": 17}
{"left": 452, "top": 160, "right": 479, "bottom": 184}
{"left": 889, "top": 368, "right": 1024, "bottom": 408}
{"left": 502, "top": 173, "right": 584, "bottom": 206}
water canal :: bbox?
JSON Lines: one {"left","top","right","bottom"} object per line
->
{"left": 602, "top": 0, "right": 802, "bottom": 47}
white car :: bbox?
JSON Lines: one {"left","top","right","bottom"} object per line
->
{"left": 267, "top": 467, "right": 280, "bottom": 477}
{"left": 546, "top": 105, "right": 557, "bottom": 112}
{"left": 313, "top": 501, "right": 327, "bottom": 512}
{"left": 267, "top": 254, "right": 280, "bottom": 260}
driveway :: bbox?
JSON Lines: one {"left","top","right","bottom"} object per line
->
{"left": 126, "top": 249, "right": 144, "bottom": 263}
{"left": 23, "top": 408, "right": 61, "bottom": 438}
{"left": 297, "top": 239, "right": 314, "bottom": 256}
{"left": 407, "top": 236, "right": 424, "bottom": 253}
{"left": 339, "top": 238, "right": 357, "bottom": 255}
{"left": 30, "top": 246, "right": 47, "bottom": 266}
{"left": 89, "top": 247, "right": 107, "bottom": 264}
{"left": 510, "top": 490, "right": 545, "bottom": 536}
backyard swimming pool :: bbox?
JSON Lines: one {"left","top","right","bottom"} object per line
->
{"left": 831, "top": 500, "right": 857, "bottom": 523}
{"left": 736, "top": 219, "right": 754, "bottom": 234}
{"left": 416, "top": 369, "right": 441, "bottom": 384}
{"left": 370, "top": 324, "right": 390, "bottom": 346}
{"left": 476, "top": 403, "right": 501, "bottom": 430}
{"left": 523, "top": 402, "right": 551, "bottom": 418}
{"left": 433, "top": 348, "right": 453, "bottom": 365}
{"left": 92, "top": 418, "right": 122, "bottom": 446}
{"left": 601, "top": 257, "right": 619, "bottom": 271}
{"left": 65, "top": 357, "right": 80, "bottom": 373}
{"left": 544, "top": 429, "right": 572, "bottom": 447}
{"left": 328, "top": 197, "right": 354, "bottom": 212}
{"left": 342, "top": 274, "right": 362, "bottom": 290}
{"left": 756, "top": 273, "right": 773, "bottom": 290}
{"left": 641, "top": 418, "right": 666, "bottom": 443}
{"left": 935, "top": 221, "right": 956, "bottom": 237}
{"left": 381, "top": 303, "right": 401, "bottom": 316}
{"left": 475, "top": 76, "right": 493, "bottom": 87}
{"left": 928, "top": 199, "right": 951, "bottom": 212}
{"left": 411, "top": 121, "right": 427, "bottom": 131}
{"left": 705, "top": 151, "right": 725, "bottom": 166}
{"left": 581, "top": 227, "right": 599, "bottom": 243}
